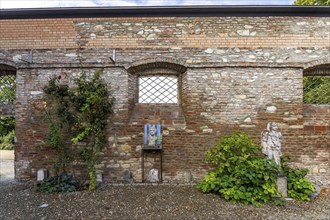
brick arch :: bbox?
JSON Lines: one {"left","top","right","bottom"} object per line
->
{"left": 0, "top": 59, "right": 17, "bottom": 76}
{"left": 303, "top": 58, "right": 330, "bottom": 76}
{"left": 127, "top": 58, "right": 187, "bottom": 75}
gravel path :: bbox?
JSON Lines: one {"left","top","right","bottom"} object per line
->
{"left": 0, "top": 182, "right": 329, "bottom": 220}
{"left": 0, "top": 151, "right": 329, "bottom": 219}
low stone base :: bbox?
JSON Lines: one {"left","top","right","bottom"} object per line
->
{"left": 277, "top": 176, "right": 287, "bottom": 198}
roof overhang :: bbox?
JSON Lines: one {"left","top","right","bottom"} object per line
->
{"left": 1, "top": 6, "right": 329, "bottom": 19}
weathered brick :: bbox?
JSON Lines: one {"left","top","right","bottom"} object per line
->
{"left": 0, "top": 14, "right": 329, "bottom": 184}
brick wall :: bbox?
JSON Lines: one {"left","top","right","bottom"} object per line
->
{"left": 1, "top": 17, "right": 329, "bottom": 50}
{"left": 0, "top": 15, "right": 329, "bottom": 184}
{"left": 301, "top": 105, "right": 330, "bottom": 183}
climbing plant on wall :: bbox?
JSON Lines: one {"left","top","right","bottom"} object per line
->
{"left": 39, "top": 69, "right": 114, "bottom": 191}
{"left": 70, "top": 69, "right": 114, "bottom": 191}
{"left": 41, "top": 76, "right": 75, "bottom": 174}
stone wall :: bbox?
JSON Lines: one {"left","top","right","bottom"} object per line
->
{"left": 0, "top": 14, "right": 329, "bottom": 184}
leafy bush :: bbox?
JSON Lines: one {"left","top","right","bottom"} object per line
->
{"left": 197, "top": 132, "right": 280, "bottom": 206}
{"left": 0, "top": 116, "right": 15, "bottom": 137}
{"left": 281, "top": 156, "right": 314, "bottom": 201}
{"left": 0, "top": 117, "right": 15, "bottom": 150}
{"left": 0, "top": 130, "right": 15, "bottom": 150}
{"left": 37, "top": 173, "right": 79, "bottom": 193}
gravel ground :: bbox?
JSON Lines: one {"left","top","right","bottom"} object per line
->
{"left": 0, "top": 181, "right": 329, "bottom": 220}
{"left": 0, "top": 151, "right": 329, "bottom": 220}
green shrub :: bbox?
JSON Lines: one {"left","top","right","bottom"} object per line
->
{"left": 197, "top": 132, "right": 280, "bottom": 206}
{"left": 0, "top": 117, "right": 15, "bottom": 150}
{"left": 37, "top": 173, "right": 79, "bottom": 193}
{"left": 0, "top": 130, "right": 15, "bottom": 150}
{"left": 281, "top": 156, "right": 314, "bottom": 201}
{"left": 0, "top": 116, "right": 15, "bottom": 137}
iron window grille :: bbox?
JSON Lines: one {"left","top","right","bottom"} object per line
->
{"left": 139, "top": 76, "right": 178, "bottom": 104}
{"left": 303, "top": 75, "right": 330, "bottom": 105}
{"left": 0, "top": 75, "right": 16, "bottom": 104}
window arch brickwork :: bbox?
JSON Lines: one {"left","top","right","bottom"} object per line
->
{"left": 127, "top": 61, "right": 187, "bottom": 127}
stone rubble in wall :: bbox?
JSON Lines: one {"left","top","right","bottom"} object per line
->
{"left": 1, "top": 47, "right": 329, "bottom": 68}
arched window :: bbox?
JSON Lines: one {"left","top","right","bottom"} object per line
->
{"left": 127, "top": 60, "right": 187, "bottom": 126}
{"left": 303, "top": 64, "right": 330, "bottom": 105}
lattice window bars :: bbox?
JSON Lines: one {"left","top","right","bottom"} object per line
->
{"left": 0, "top": 75, "right": 16, "bottom": 104}
{"left": 303, "top": 75, "right": 330, "bottom": 105}
{"left": 139, "top": 76, "right": 178, "bottom": 103}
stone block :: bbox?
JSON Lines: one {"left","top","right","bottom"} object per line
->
{"left": 123, "top": 169, "right": 134, "bottom": 183}
{"left": 120, "top": 144, "right": 131, "bottom": 153}
{"left": 266, "top": 106, "right": 277, "bottom": 113}
{"left": 202, "top": 128, "right": 213, "bottom": 133}
{"left": 117, "top": 136, "right": 132, "bottom": 142}
{"left": 96, "top": 173, "right": 103, "bottom": 182}
{"left": 183, "top": 170, "right": 193, "bottom": 183}
{"left": 37, "top": 168, "right": 48, "bottom": 181}
{"left": 277, "top": 177, "right": 287, "bottom": 198}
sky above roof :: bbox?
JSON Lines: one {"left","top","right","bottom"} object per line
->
{"left": 0, "top": 0, "right": 295, "bottom": 9}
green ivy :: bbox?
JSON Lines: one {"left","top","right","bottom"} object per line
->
{"left": 0, "top": 116, "right": 15, "bottom": 137}
{"left": 281, "top": 156, "right": 314, "bottom": 201}
{"left": 39, "top": 69, "right": 114, "bottom": 191}
{"left": 70, "top": 69, "right": 114, "bottom": 191}
{"left": 40, "top": 76, "right": 75, "bottom": 174}
{"left": 197, "top": 132, "right": 280, "bottom": 206}
{"left": 0, "top": 130, "right": 15, "bottom": 150}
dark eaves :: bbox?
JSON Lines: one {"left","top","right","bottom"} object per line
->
{"left": 0, "top": 5, "right": 329, "bottom": 19}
